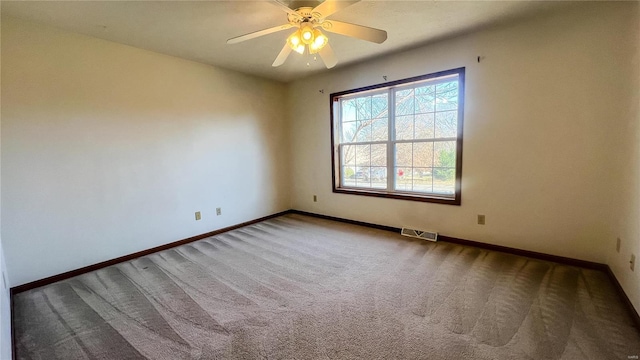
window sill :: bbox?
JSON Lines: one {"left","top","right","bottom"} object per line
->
{"left": 333, "top": 187, "right": 461, "bottom": 205}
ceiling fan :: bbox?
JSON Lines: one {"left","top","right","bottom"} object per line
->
{"left": 227, "top": 0, "right": 387, "bottom": 69}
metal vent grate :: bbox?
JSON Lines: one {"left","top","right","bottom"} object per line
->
{"left": 401, "top": 227, "right": 438, "bottom": 242}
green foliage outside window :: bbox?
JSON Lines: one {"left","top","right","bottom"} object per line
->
{"left": 434, "top": 149, "right": 455, "bottom": 181}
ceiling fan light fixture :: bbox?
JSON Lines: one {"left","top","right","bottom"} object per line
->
{"left": 309, "top": 29, "right": 328, "bottom": 54}
{"left": 300, "top": 23, "right": 315, "bottom": 45}
{"left": 287, "top": 30, "right": 305, "bottom": 54}
{"left": 293, "top": 44, "right": 305, "bottom": 54}
{"left": 287, "top": 30, "right": 300, "bottom": 46}
{"left": 228, "top": 0, "right": 387, "bottom": 69}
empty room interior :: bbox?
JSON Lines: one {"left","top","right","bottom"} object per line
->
{"left": 1, "top": 0, "right": 639, "bottom": 359}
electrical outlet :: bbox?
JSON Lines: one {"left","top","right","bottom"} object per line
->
{"left": 616, "top": 237, "right": 621, "bottom": 253}
{"left": 313, "top": 195, "right": 317, "bottom": 202}
{"left": 631, "top": 254, "right": 636, "bottom": 272}
{"left": 216, "top": 208, "right": 222, "bottom": 216}
{"left": 477, "top": 215, "right": 486, "bottom": 225}
{"left": 195, "top": 211, "right": 201, "bottom": 221}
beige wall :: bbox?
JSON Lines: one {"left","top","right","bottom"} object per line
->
{"left": 1, "top": 17, "right": 290, "bottom": 286}
{"left": 608, "top": 2, "right": 640, "bottom": 314}
{"left": 2, "top": 2, "right": 639, "bottom": 319}
{"left": 0, "top": 8, "right": 12, "bottom": 359}
{"left": 288, "top": 3, "right": 636, "bottom": 269}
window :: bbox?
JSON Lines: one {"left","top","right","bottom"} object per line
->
{"left": 331, "top": 68, "right": 464, "bottom": 205}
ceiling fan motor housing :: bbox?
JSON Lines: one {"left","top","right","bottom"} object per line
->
{"left": 287, "top": 7, "right": 319, "bottom": 24}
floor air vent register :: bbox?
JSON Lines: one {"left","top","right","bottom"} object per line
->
{"left": 401, "top": 228, "right": 438, "bottom": 242}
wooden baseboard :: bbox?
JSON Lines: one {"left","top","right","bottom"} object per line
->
{"left": 292, "top": 209, "right": 639, "bottom": 330}
{"left": 605, "top": 266, "right": 640, "bottom": 331}
{"left": 292, "top": 210, "right": 605, "bottom": 269}
{"left": 290, "top": 210, "right": 402, "bottom": 233}
{"left": 9, "top": 209, "right": 294, "bottom": 359}
{"left": 10, "top": 210, "right": 292, "bottom": 295}
{"left": 437, "top": 235, "right": 607, "bottom": 271}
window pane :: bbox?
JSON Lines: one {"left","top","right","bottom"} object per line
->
{"left": 413, "top": 142, "right": 434, "bottom": 168}
{"left": 435, "top": 111, "right": 457, "bottom": 138}
{"left": 342, "top": 121, "right": 357, "bottom": 142}
{"left": 433, "top": 168, "right": 455, "bottom": 194}
{"left": 434, "top": 141, "right": 456, "bottom": 167}
{"left": 415, "top": 113, "right": 435, "bottom": 139}
{"left": 395, "top": 89, "right": 415, "bottom": 116}
{"left": 355, "top": 120, "right": 372, "bottom": 142}
{"left": 395, "top": 115, "right": 414, "bottom": 140}
{"left": 355, "top": 144, "right": 371, "bottom": 166}
{"left": 355, "top": 169, "right": 372, "bottom": 188}
{"left": 395, "top": 143, "right": 412, "bottom": 167}
{"left": 395, "top": 167, "right": 412, "bottom": 191}
{"left": 342, "top": 166, "right": 356, "bottom": 187}
{"left": 436, "top": 81, "right": 458, "bottom": 112}
{"left": 342, "top": 145, "right": 355, "bottom": 166}
{"left": 356, "top": 97, "right": 372, "bottom": 120}
{"left": 415, "top": 85, "right": 435, "bottom": 113}
{"left": 371, "top": 144, "right": 387, "bottom": 167}
{"left": 433, "top": 141, "right": 456, "bottom": 194}
{"left": 371, "top": 94, "right": 388, "bottom": 119}
{"left": 412, "top": 167, "right": 433, "bottom": 194}
{"left": 372, "top": 119, "right": 388, "bottom": 141}
{"left": 419, "top": 167, "right": 433, "bottom": 181}
{"left": 370, "top": 166, "right": 387, "bottom": 189}
{"left": 342, "top": 99, "right": 357, "bottom": 122}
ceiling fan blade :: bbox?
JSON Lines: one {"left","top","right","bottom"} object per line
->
{"left": 227, "top": 24, "right": 293, "bottom": 44}
{"left": 272, "top": 43, "right": 293, "bottom": 67}
{"left": 270, "top": 0, "right": 302, "bottom": 19}
{"left": 312, "top": 0, "right": 360, "bottom": 19}
{"left": 318, "top": 43, "right": 337, "bottom": 69}
{"left": 322, "top": 20, "right": 387, "bottom": 44}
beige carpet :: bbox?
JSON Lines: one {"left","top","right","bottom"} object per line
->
{"left": 14, "top": 214, "right": 640, "bottom": 359}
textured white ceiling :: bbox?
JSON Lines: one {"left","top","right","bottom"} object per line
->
{"left": 1, "top": 1, "right": 575, "bottom": 82}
